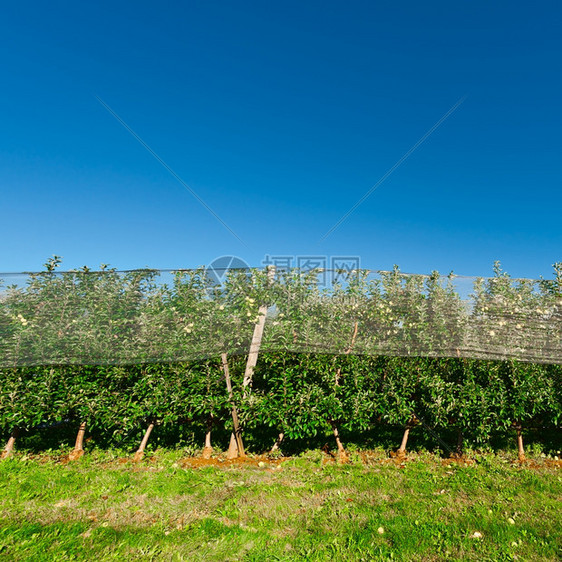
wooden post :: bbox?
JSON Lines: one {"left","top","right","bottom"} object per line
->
{"left": 226, "top": 267, "right": 275, "bottom": 458}
{"left": 242, "top": 266, "right": 275, "bottom": 392}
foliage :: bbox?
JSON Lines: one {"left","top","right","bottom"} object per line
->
{"left": 2, "top": 260, "right": 562, "bottom": 366}
{"left": 0, "top": 259, "right": 561, "bottom": 454}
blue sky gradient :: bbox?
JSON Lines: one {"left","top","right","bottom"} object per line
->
{"left": 1, "top": 1, "right": 561, "bottom": 278}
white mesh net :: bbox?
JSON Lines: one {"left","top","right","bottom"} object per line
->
{"left": 1, "top": 263, "right": 561, "bottom": 366}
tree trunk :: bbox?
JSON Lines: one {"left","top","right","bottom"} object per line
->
{"left": 226, "top": 433, "right": 239, "bottom": 459}
{"left": 397, "top": 425, "right": 410, "bottom": 456}
{"left": 202, "top": 417, "right": 213, "bottom": 459}
{"left": 221, "top": 353, "right": 245, "bottom": 458}
{"left": 68, "top": 421, "right": 86, "bottom": 461}
{"left": 270, "top": 432, "right": 284, "bottom": 454}
{"left": 329, "top": 322, "right": 358, "bottom": 461}
{"left": 331, "top": 422, "right": 348, "bottom": 462}
{"left": 1, "top": 428, "right": 19, "bottom": 460}
{"left": 516, "top": 424, "right": 525, "bottom": 461}
{"left": 133, "top": 422, "right": 155, "bottom": 462}
{"left": 455, "top": 428, "right": 464, "bottom": 456}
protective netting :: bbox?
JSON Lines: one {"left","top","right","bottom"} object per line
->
{"left": 1, "top": 263, "right": 561, "bottom": 366}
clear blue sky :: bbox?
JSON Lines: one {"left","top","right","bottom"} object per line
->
{"left": 1, "top": 1, "right": 561, "bottom": 278}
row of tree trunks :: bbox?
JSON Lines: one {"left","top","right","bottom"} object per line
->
{"left": 393, "top": 421, "right": 526, "bottom": 461}
{"left": 0, "top": 419, "right": 529, "bottom": 462}
{"left": 0, "top": 300, "right": 527, "bottom": 464}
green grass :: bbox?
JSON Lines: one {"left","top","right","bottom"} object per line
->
{"left": 0, "top": 449, "right": 560, "bottom": 561}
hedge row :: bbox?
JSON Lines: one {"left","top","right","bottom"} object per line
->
{"left": 1, "top": 354, "right": 560, "bottom": 460}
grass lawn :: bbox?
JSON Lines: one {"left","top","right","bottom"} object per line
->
{"left": 0, "top": 449, "right": 560, "bottom": 561}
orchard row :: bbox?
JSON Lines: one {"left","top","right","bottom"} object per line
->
{"left": 1, "top": 353, "right": 560, "bottom": 461}
{"left": 1, "top": 259, "right": 562, "bottom": 367}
